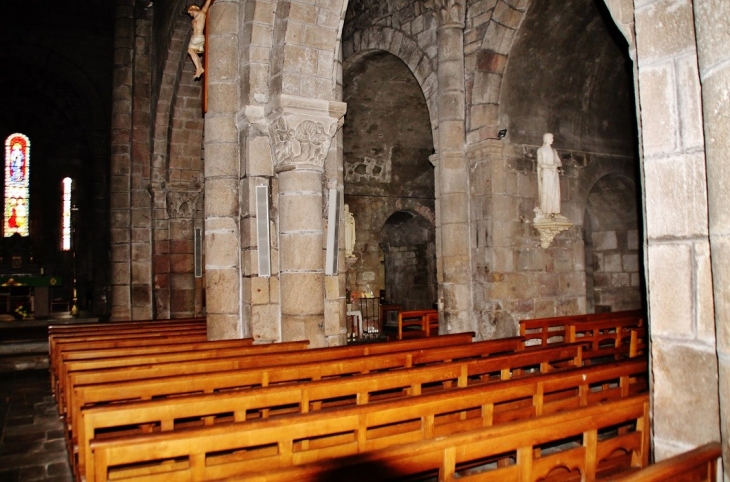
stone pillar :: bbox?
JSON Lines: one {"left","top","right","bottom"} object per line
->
{"left": 693, "top": 1, "right": 730, "bottom": 477}
{"left": 268, "top": 95, "right": 346, "bottom": 347}
{"left": 426, "top": 0, "right": 474, "bottom": 335}
{"left": 204, "top": 0, "right": 243, "bottom": 340}
{"left": 109, "top": 0, "right": 134, "bottom": 320}
{"left": 634, "top": 0, "right": 721, "bottom": 464}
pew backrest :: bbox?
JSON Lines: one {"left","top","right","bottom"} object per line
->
{"left": 77, "top": 343, "right": 588, "bottom": 480}
{"left": 89, "top": 393, "right": 650, "bottom": 482}
{"left": 78, "top": 359, "right": 647, "bottom": 480}
{"left": 63, "top": 332, "right": 475, "bottom": 419}
{"left": 611, "top": 442, "right": 722, "bottom": 482}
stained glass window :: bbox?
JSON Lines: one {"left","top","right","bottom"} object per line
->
{"left": 4, "top": 133, "right": 30, "bottom": 237}
{"left": 62, "top": 177, "right": 72, "bottom": 251}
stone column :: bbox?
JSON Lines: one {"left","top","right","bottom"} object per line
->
{"left": 634, "top": 0, "right": 720, "bottom": 465}
{"left": 204, "top": 0, "right": 243, "bottom": 340}
{"left": 693, "top": 1, "right": 730, "bottom": 476}
{"left": 268, "top": 95, "right": 346, "bottom": 347}
{"left": 109, "top": 0, "right": 134, "bottom": 321}
{"left": 426, "top": 0, "right": 474, "bottom": 335}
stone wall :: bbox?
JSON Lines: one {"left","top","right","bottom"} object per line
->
{"left": 111, "top": 2, "right": 206, "bottom": 321}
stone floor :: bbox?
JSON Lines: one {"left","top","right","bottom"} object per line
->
{"left": 0, "top": 369, "right": 73, "bottom": 481}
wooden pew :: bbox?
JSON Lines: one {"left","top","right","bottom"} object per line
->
{"left": 50, "top": 333, "right": 210, "bottom": 393}
{"left": 47, "top": 317, "right": 206, "bottom": 337}
{"left": 612, "top": 442, "right": 722, "bottom": 481}
{"left": 54, "top": 336, "right": 253, "bottom": 409}
{"left": 397, "top": 309, "right": 438, "bottom": 340}
{"left": 64, "top": 334, "right": 489, "bottom": 450}
{"left": 49, "top": 320, "right": 207, "bottom": 394}
{"left": 62, "top": 332, "right": 475, "bottom": 424}
{"left": 57, "top": 340, "right": 310, "bottom": 419}
{"left": 76, "top": 343, "right": 585, "bottom": 480}
{"left": 88, "top": 390, "right": 650, "bottom": 482}
{"left": 520, "top": 312, "right": 645, "bottom": 361}
{"left": 70, "top": 336, "right": 522, "bottom": 468}
{"left": 224, "top": 394, "right": 651, "bottom": 482}
{"left": 519, "top": 309, "right": 642, "bottom": 346}
{"left": 49, "top": 318, "right": 206, "bottom": 355}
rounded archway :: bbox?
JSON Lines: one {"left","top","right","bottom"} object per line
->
{"left": 583, "top": 174, "right": 643, "bottom": 312}
{"left": 343, "top": 50, "right": 436, "bottom": 319}
{"left": 379, "top": 210, "right": 437, "bottom": 312}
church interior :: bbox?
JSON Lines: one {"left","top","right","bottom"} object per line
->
{"left": 1, "top": 0, "right": 728, "bottom": 479}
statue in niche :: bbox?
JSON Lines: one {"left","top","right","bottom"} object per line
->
{"left": 344, "top": 204, "right": 356, "bottom": 258}
{"left": 187, "top": 0, "right": 213, "bottom": 80}
{"left": 536, "top": 132, "right": 562, "bottom": 218}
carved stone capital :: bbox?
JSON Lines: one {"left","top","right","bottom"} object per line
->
{"left": 166, "top": 186, "right": 202, "bottom": 219}
{"left": 425, "top": 0, "right": 466, "bottom": 28}
{"left": 267, "top": 95, "right": 347, "bottom": 171}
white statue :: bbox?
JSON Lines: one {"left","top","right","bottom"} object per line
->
{"left": 536, "top": 132, "right": 562, "bottom": 217}
{"left": 344, "top": 204, "right": 356, "bottom": 257}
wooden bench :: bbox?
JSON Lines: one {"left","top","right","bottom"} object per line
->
{"left": 47, "top": 317, "right": 206, "bottom": 337}
{"left": 65, "top": 334, "right": 495, "bottom": 454}
{"left": 61, "top": 332, "right": 475, "bottom": 425}
{"left": 50, "top": 333, "right": 210, "bottom": 392}
{"left": 70, "top": 336, "right": 522, "bottom": 468}
{"left": 521, "top": 312, "right": 645, "bottom": 361}
{"left": 88, "top": 389, "right": 650, "bottom": 481}
{"left": 75, "top": 343, "right": 586, "bottom": 480}
{"left": 612, "top": 442, "right": 722, "bottom": 481}
{"left": 57, "top": 340, "right": 310, "bottom": 419}
{"left": 49, "top": 318, "right": 207, "bottom": 355}
{"left": 397, "top": 309, "right": 438, "bottom": 339}
{"left": 219, "top": 394, "right": 651, "bottom": 482}
{"left": 55, "top": 336, "right": 253, "bottom": 409}
{"left": 49, "top": 320, "right": 207, "bottom": 394}
{"left": 519, "top": 309, "right": 643, "bottom": 346}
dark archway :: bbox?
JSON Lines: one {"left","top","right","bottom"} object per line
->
{"left": 584, "top": 174, "right": 643, "bottom": 312}
{"left": 342, "top": 50, "right": 435, "bottom": 321}
{"left": 379, "top": 211, "right": 437, "bottom": 312}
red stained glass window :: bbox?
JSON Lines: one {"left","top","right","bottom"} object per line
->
{"left": 4, "top": 133, "right": 30, "bottom": 237}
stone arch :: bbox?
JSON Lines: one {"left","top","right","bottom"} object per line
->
{"left": 469, "top": 0, "right": 637, "bottom": 138}
{"left": 342, "top": 26, "right": 438, "bottom": 143}
{"left": 572, "top": 159, "right": 639, "bottom": 228}
{"left": 268, "top": 0, "right": 349, "bottom": 102}
{"left": 151, "top": 14, "right": 200, "bottom": 184}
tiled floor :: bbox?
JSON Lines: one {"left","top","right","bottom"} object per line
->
{"left": 0, "top": 369, "right": 73, "bottom": 481}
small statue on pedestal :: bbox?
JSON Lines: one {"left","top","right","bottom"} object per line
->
{"left": 533, "top": 133, "right": 572, "bottom": 248}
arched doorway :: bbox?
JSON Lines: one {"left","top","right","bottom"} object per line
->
{"left": 342, "top": 51, "right": 435, "bottom": 331}
{"left": 583, "top": 174, "right": 643, "bottom": 313}
{"left": 380, "top": 210, "right": 437, "bottom": 311}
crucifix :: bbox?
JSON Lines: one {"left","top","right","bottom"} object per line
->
{"left": 186, "top": 0, "right": 213, "bottom": 80}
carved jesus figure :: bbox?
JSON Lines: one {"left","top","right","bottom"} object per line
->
{"left": 536, "top": 133, "right": 562, "bottom": 216}
{"left": 187, "top": 0, "right": 213, "bottom": 79}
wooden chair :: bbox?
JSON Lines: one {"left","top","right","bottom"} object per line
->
{"left": 397, "top": 309, "right": 437, "bottom": 340}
